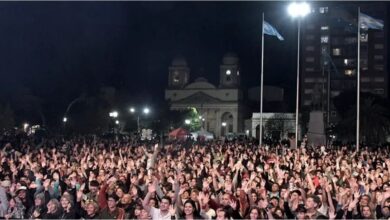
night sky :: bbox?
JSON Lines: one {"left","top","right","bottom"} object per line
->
{"left": 0, "top": 2, "right": 388, "bottom": 125}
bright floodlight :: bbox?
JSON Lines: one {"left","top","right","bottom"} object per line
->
{"left": 115, "top": 120, "right": 119, "bottom": 125}
{"left": 288, "top": 2, "right": 311, "bottom": 18}
{"left": 130, "top": 107, "right": 135, "bottom": 113}
{"left": 109, "top": 111, "right": 118, "bottom": 118}
{"left": 185, "top": 119, "right": 191, "bottom": 125}
{"left": 23, "top": 123, "right": 29, "bottom": 129}
{"left": 63, "top": 117, "right": 67, "bottom": 123}
{"left": 222, "top": 122, "right": 227, "bottom": 127}
{"left": 143, "top": 107, "right": 150, "bottom": 114}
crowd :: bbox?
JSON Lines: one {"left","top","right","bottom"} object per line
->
{"left": 0, "top": 134, "right": 390, "bottom": 219}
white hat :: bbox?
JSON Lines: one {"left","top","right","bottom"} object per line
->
{"left": 16, "top": 186, "right": 27, "bottom": 193}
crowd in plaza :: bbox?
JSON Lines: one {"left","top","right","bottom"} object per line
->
{"left": 0, "top": 134, "right": 390, "bottom": 220}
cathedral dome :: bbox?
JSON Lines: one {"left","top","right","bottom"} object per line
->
{"left": 172, "top": 56, "right": 188, "bottom": 66}
{"left": 186, "top": 77, "right": 216, "bottom": 89}
{"left": 222, "top": 52, "right": 239, "bottom": 65}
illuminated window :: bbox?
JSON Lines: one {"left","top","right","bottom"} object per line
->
{"left": 321, "top": 26, "right": 329, "bottom": 30}
{"left": 360, "top": 33, "right": 368, "bottom": 42}
{"left": 344, "top": 69, "right": 355, "bottom": 76}
{"left": 331, "top": 91, "right": 341, "bottom": 97}
{"left": 332, "top": 48, "right": 341, "bottom": 56}
{"left": 173, "top": 72, "right": 180, "bottom": 83}
{"left": 321, "top": 36, "right": 329, "bottom": 43}
{"left": 319, "top": 7, "right": 328, "bottom": 14}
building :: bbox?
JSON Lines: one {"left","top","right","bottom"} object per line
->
{"left": 165, "top": 53, "right": 245, "bottom": 137}
{"left": 300, "top": 2, "right": 388, "bottom": 126}
{"left": 249, "top": 112, "right": 297, "bottom": 141}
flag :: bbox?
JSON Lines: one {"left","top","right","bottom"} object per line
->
{"left": 359, "top": 12, "right": 384, "bottom": 30}
{"left": 263, "top": 21, "right": 284, "bottom": 40}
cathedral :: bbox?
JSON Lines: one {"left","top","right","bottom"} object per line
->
{"left": 165, "top": 53, "right": 244, "bottom": 137}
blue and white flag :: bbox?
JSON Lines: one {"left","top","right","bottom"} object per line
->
{"left": 360, "top": 12, "right": 384, "bottom": 30}
{"left": 263, "top": 21, "right": 284, "bottom": 40}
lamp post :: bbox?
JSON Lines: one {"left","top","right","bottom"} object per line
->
{"left": 288, "top": 2, "right": 311, "bottom": 148}
{"left": 109, "top": 111, "right": 119, "bottom": 134}
{"left": 129, "top": 107, "right": 150, "bottom": 133}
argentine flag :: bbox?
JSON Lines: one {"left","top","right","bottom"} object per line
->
{"left": 360, "top": 12, "right": 384, "bottom": 30}
{"left": 263, "top": 21, "right": 284, "bottom": 41}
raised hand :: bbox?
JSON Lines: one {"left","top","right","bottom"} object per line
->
{"left": 169, "top": 205, "right": 176, "bottom": 216}
{"left": 228, "top": 199, "right": 237, "bottom": 210}
{"left": 77, "top": 190, "right": 84, "bottom": 201}
{"left": 148, "top": 182, "right": 156, "bottom": 193}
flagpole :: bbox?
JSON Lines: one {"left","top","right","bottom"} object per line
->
{"left": 356, "top": 7, "right": 361, "bottom": 152}
{"left": 259, "top": 12, "right": 264, "bottom": 148}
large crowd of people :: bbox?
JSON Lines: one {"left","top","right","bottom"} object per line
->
{"left": 0, "top": 134, "right": 390, "bottom": 219}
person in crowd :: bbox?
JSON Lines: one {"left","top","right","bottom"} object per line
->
{"left": 1, "top": 134, "right": 390, "bottom": 220}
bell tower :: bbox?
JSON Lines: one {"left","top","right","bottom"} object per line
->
{"left": 219, "top": 53, "right": 240, "bottom": 88}
{"left": 168, "top": 57, "right": 190, "bottom": 88}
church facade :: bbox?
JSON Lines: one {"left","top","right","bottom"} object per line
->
{"left": 165, "top": 53, "right": 244, "bottom": 137}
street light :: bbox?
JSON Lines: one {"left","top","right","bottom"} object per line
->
{"left": 115, "top": 120, "right": 119, "bottom": 125}
{"left": 185, "top": 119, "right": 191, "bottom": 125}
{"left": 288, "top": 2, "right": 311, "bottom": 148}
{"left": 143, "top": 107, "right": 150, "bottom": 115}
{"left": 130, "top": 107, "right": 151, "bottom": 133}
{"left": 222, "top": 122, "right": 227, "bottom": 127}
{"left": 23, "top": 123, "right": 29, "bottom": 132}
{"left": 63, "top": 117, "right": 67, "bottom": 123}
{"left": 109, "top": 111, "right": 118, "bottom": 118}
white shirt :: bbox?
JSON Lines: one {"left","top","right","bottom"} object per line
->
{"left": 150, "top": 207, "right": 171, "bottom": 220}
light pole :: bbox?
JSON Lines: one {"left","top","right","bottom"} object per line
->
{"left": 288, "top": 2, "right": 311, "bottom": 148}
{"left": 129, "top": 107, "right": 150, "bottom": 133}
{"left": 109, "top": 111, "right": 119, "bottom": 134}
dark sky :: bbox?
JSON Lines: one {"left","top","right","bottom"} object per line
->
{"left": 0, "top": 2, "right": 388, "bottom": 124}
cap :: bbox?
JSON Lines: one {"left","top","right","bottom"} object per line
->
{"left": 16, "top": 186, "right": 27, "bottom": 193}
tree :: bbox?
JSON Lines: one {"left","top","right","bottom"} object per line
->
{"left": 334, "top": 91, "right": 390, "bottom": 144}
{"left": 0, "top": 103, "right": 15, "bottom": 130}
{"left": 184, "top": 107, "right": 202, "bottom": 132}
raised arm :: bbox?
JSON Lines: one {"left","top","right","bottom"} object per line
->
{"left": 142, "top": 180, "right": 157, "bottom": 213}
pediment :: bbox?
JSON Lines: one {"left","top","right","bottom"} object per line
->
{"left": 174, "top": 92, "right": 222, "bottom": 104}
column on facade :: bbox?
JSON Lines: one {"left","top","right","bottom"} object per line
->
{"left": 232, "top": 108, "right": 238, "bottom": 133}
{"left": 215, "top": 109, "right": 221, "bottom": 137}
